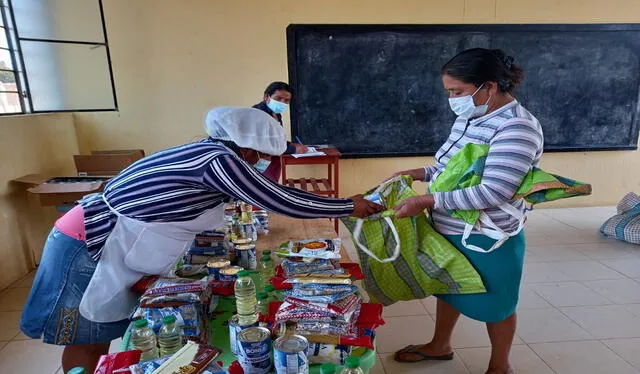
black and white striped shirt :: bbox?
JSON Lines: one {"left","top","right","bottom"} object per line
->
{"left": 80, "top": 139, "right": 354, "bottom": 260}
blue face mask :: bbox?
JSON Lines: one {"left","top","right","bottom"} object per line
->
{"left": 266, "top": 98, "right": 289, "bottom": 114}
{"left": 253, "top": 158, "right": 272, "bottom": 173}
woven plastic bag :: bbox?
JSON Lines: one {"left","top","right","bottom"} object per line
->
{"left": 600, "top": 192, "right": 640, "bottom": 245}
{"left": 341, "top": 176, "right": 486, "bottom": 306}
{"left": 430, "top": 143, "right": 592, "bottom": 253}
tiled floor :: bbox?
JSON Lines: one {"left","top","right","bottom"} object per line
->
{"left": 1, "top": 206, "right": 639, "bottom": 373}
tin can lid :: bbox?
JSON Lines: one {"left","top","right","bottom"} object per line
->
{"left": 275, "top": 334, "right": 308, "bottom": 353}
{"left": 238, "top": 326, "right": 270, "bottom": 343}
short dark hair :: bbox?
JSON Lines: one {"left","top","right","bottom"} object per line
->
{"left": 441, "top": 48, "right": 524, "bottom": 93}
{"left": 264, "top": 81, "right": 292, "bottom": 97}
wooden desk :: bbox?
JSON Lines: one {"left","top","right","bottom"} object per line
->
{"left": 280, "top": 148, "right": 341, "bottom": 232}
{"left": 255, "top": 214, "right": 351, "bottom": 260}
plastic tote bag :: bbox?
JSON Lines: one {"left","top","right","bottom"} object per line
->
{"left": 430, "top": 143, "right": 592, "bottom": 253}
{"left": 341, "top": 176, "right": 486, "bottom": 306}
{"left": 600, "top": 192, "right": 640, "bottom": 245}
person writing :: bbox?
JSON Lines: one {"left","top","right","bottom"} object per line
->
{"left": 253, "top": 81, "right": 308, "bottom": 182}
{"left": 20, "top": 107, "right": 382, "bottom": 373}
{"left": 390, "top": 49, "right": 543, "bottom": 374}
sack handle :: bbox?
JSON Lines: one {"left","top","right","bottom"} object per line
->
{"left": 352, "top": 216, "right": 401, "bottom": 263}
{"left": 461, "top": 202, "right": 526, "bottom": 253}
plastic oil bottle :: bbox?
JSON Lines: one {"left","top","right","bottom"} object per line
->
{"left": 158, "top": 315, "right": 184, "bottom": 356}
{"left": 131, "top": 319, "right": 159, "bottom": 361}
{"left": 234, "top": 270, "right": 258, "bottom": 325}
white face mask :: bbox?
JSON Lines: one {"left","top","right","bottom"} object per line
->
{"left": 253, "top": 158, "right": 272, "bottom": 173}
{"left": 448, "top": 83, "right": 491, "bottom": 118}
{"left": 266, "top": 98, "right": 289, "bottom": 114}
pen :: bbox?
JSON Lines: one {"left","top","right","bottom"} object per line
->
{"left": 295, "top": 136, "right": 303, "bottom": 144}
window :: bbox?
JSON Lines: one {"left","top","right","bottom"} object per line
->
{"left": 0, "top": 0, "right": 117, "bottom": 115}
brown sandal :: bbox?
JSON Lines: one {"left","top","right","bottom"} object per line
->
{"left": 394, "top": 345, "right": 455, "bottom": 363}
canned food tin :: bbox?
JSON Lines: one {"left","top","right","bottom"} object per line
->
{"left": 236, "top": 244, "right": 257, "bottom": 270}
{"left": 274, "top": 334, "right": 309, "bottom": 374}
{"left": 233, "top": 238, "right": 254, "bottom": 246}
{"left": 207, "top": 259, "right": 231, "bottom": 279}
{"left": 219, "top": 266, "right": 243, "bottom": 282}
{"left": 228, "top": 314, "right": 259, "bottom": 356}
{"left": 237, "top": 327, "right": 272, "bottom": 374}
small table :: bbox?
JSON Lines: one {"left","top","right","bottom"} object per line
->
{"left": 280, "top": 148, "right": 341, "bottom": 232}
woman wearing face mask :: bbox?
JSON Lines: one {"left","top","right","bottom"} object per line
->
{"left": 389, "top": 49, "right": 543, "bottom": 374}
{"left": 20, "top": 107, "right": 383, "bottom": 373}
{"left": 253, "top": 81, "right": 309, "bottom": 182}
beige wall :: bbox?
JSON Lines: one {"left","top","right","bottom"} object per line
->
{"left": 0, "top": 113, "right": 79, "bottom": 289}
{"left": 73, "top": 0, "right": 640, "bottom": 206}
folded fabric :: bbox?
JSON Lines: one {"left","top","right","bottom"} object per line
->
{"left": 601, "top": 192, "right": 640, "bottom": 245}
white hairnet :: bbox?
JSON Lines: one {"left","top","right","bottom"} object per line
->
{"left": 204, "top": 107, "right": 287, "bottom": 156}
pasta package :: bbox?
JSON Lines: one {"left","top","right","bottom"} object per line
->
{"left": 276, "top": 238, "right": 342, "bottom": 260}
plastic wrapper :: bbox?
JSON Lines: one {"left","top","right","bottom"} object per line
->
{"left": 133, "top": 304, "right": 201, "bottom": 337}
{"left": 174, "top": 264, "right": 209, "bottom": 278}
{"left": 284, "top": 274, "right": 352, "bottom": 285}
{"left": 140, "top": 292, "right": 201, "bottom": 307}
{"left": 285, "top": 293, "right": 362, "bottom": 316}
{"left": 307, "top": 343, "right": 352, "bottom": 365}
{"left": 292, "top": 319, "right": 358, "bottom": 337}
{"left": 275, "top": 238, "right": 342, "bottom": 260}
{"left": 268, "top": 302, "right": 385, "bottom": 349}
{"left": 285, "top": 284, "right": 358, "bottom": 303}
{"left": 142, "top": 277, "right": 205, "bottom": 297}
{"left": 129, "top": 355, "right": 171, "bottom": 374}
{"left": 272, "top": 263, "right": 365, "bottom": 290}
{"left": 275, "top": 301, "right": 360, "bottom": 325}
{"left": 281, "top": 258, "right": 343, "bottom": 278}
{"left": 94, "top": 350, "right": 142, "bottom": 374}
{"left": 152, "top": 341, "right": 220, "bottom": 374}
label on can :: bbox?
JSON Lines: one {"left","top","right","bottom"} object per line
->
{"left": 219, "top": 266, "right": 243, "bottom": 282}
{"left": 236, "top": 244, "right": 257, "bottom": 270}
{"left": 228, "top": 315, "right": 258, "bottom": 356}
{"left": 238, "top": 327, "right": 272, "bottom": 374}
{"left": 274, "top": 335, "right": 309, "bottom": 374}
{"left": 207, "top": 259, "right": 231, "bottom": 279}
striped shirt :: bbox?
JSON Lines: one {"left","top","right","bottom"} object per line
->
{"left": 425, "top": 100, "right": 544, "bottom": 235}
{"left": 80, "top": 139, "right": 354, "bottom": 260}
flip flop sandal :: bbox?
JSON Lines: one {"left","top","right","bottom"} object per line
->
{"left": 394, "top": 345, "right": 455, "bottom": 363}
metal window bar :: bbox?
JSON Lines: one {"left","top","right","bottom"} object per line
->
{"left": 0, "top": 0, "right": 24, "bottom": 114}
{"left": 4, "top": 0, "right": 118, "bottom": 113}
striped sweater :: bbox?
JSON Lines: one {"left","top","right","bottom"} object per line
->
{"left": 80, "top": 139, "right": 354, "bottom": 260}
{"left": 425, "top": 100, "right": 544, "bottom": 235}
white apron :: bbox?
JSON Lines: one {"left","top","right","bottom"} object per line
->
{"left": 79, "top": 195, "right": 226, "bottom": 323}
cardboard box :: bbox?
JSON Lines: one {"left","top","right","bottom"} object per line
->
{"left": 13, "top": 150, "right": 144, "bottom": 207}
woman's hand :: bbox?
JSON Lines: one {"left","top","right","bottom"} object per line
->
{"left": 387, "top": 168, "right": 426, "bottom": 182}
{"left": 394, "top": 195, "right": 435, "bottom": 218}
{"left": 293, "top": 143, "right": 309, "bottom": 154}
{"left": 350, "top": 194, "right": 385, "bottom": 218}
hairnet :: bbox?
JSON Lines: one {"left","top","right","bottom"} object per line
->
{"left": 204, "top": 107, "right": 287, "bottom": 155}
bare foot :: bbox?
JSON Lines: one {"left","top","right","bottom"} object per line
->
{"left": 394, "top": 342, "right": 454, "bottom": 362}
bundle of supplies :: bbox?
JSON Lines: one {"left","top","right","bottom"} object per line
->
{"left": 266, "top": 238, "right": 385, "bottom": 365}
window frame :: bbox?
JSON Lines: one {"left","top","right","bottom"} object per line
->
{"left": 0, "top": 0, "right": 118, "bottom": 115}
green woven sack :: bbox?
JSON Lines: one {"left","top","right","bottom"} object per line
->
{"left": 429, "top": 143, "right": 592, "bottom": 253}
{"left": 341, "top": 176, "right": 486, "bottom": 306}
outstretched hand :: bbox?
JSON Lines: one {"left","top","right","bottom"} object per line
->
{"left": 394, "top": 195, "right": 435, "bottom": 218}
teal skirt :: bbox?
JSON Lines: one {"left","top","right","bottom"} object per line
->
{"left": 436, "top": 231, "right": 526, "bottom": 323}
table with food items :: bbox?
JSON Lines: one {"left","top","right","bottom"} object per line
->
{"left": 89, "top": 201, "right": 383, "bottom": 374}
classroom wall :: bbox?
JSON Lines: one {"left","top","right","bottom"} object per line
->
{"left": 74, "top": 0, "right": 640, "bottom": 206}
{"left": 0, "top": 113, "right": 79, "bottom": 289}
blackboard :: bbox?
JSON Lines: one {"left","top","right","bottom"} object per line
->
{"left": 287, "top": 24, "right": 640, "bottom": 158}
